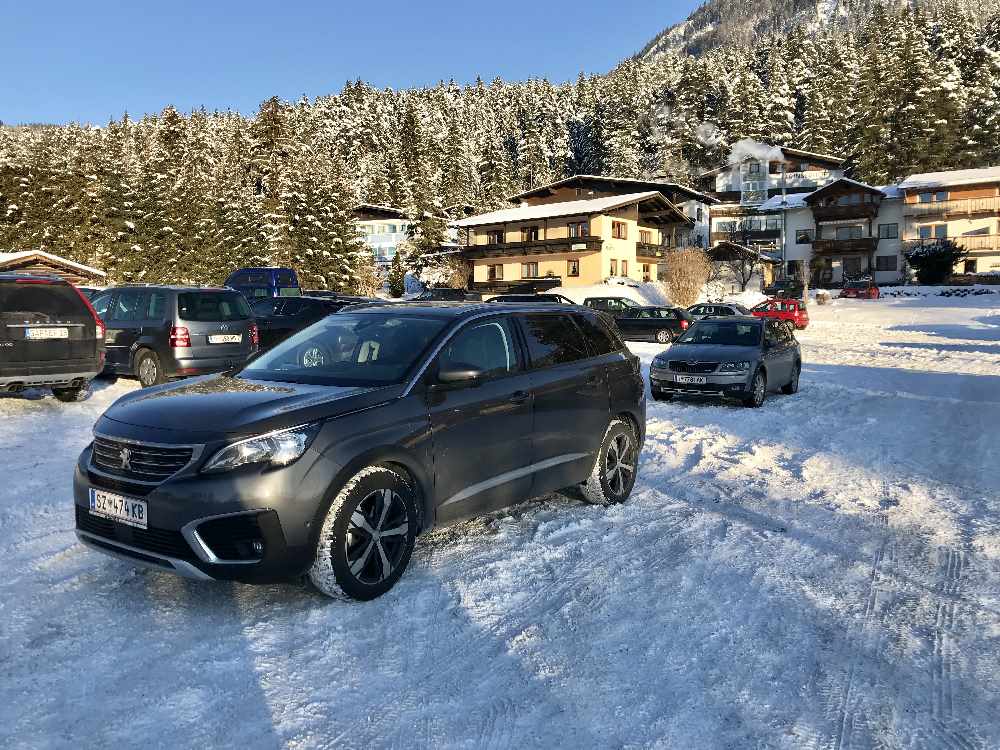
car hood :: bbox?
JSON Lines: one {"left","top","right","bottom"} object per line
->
{"left": 98, "top": 374, "right": 402, "bottom": 442}
{"left": 660, "top": 343, "right": 761, "bottom": 363}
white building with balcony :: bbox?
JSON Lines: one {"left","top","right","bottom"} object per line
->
{"left": 353, "top": 205, "right": 411, "bottom": 269}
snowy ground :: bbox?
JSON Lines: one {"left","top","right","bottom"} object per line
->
{"left": 2, "top": 296, "right": 999, "bottom": 749}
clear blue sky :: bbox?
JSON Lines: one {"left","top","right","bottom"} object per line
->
{"left": 0, "top": 0, "right": 700, "bottom": 125}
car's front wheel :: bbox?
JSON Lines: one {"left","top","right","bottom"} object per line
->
{"left": 308, "top": 466, "right": 418, "bottom": 600}
{"left": 743, "top": 369, "right": 767, "bottom": 408}
{"left": 655, "top": 329, "right": 674, "bottom": 344}
{"left": 580, "top": 419, "right": 638, "bottom": 506}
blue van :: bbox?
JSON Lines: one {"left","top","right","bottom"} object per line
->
{"left": 225, "top": 267, "right": 300, "bottom": 300}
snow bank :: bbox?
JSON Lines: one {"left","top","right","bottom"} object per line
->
{"left": 879, "top": 285, "right": 997, "bottom": 298}
{"left": 550, "top": 281, "right": 671, "bottom": 306}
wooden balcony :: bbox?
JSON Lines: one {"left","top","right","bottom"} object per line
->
{"left": 903, "top": 197, "right": 1000, "bottom": 218}
{"left": 811, "top": 204, "right": 879, "bottom": 222}
{"left": 636, "top": 242, "right": 676, "bottom": 259}
{"left": 710, "top": 229, "right": 781, "bottom": 244}
{"left": 470, "top": 277, "right": 562, "bottom": 294}
{"left": 464, "top": 236, "right": 602, "bottom": 259}
{"left": 812, "top": 237, "right": 878, "bottom": 254}
{"left": 904, "top": 235, "right": 1000, "bottom": 255}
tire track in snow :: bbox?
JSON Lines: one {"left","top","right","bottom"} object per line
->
{"left": 829, "top": 510, "right": 890, "bottom": 750}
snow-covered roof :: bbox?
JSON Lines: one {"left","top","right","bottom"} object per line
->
{"left": 757, "top": 193, "right": 810, "bottom": 211}
{"left": 452, "top": 191, "right": 671, "bottom": 227}
{"left": 899, "top": 166, "right": 1000, "bottom": 190}
{"left": 0, "top": 250, "right": 106, "bottom": 278}
{"left": 507, "top": 174, "right": 719, "bottom": 205}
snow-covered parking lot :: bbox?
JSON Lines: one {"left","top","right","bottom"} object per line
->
{"left": 2, "top": 294, "right": 999, "bottom": 749}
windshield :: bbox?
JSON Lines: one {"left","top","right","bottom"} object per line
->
{"left": 178, "top": 292, "right": 251, "bottom": 321}
{"left": 239, "top": 313, "right": 449, "bottom": 386}
{"left": 677, "top": 320, "right": 761, "bottom": 347}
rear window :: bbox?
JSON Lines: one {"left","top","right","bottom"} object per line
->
{"left": 275, "top": 270, "right": 297, "bottom": 286}
{"left": 573, "top": 313, "right": 619, "bottom": 356}
{"left": 0, "top": 281, "right": 88, "bottom": 323}
{"left": 178, "top": 292, "right": 251, "bottom": 322}
{"left": 519, "top": 314, "right": 591, "bottom": 368}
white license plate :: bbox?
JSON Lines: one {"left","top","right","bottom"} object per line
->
{"left": 208, "top": 334, "right": 242, "bottom": 344}
{"left": 26, "top": 327, "right": 69, "bottom": 340}
{"left": 675, "top": 375, "right": 707, "bottom": 385}
{"left": 88, "top": 488, "right": 147, "bottom": 529}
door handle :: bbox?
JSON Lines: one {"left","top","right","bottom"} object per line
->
{"left": 509, "top": 390, "right": 530, "bottom": 404}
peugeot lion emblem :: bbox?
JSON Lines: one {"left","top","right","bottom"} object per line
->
{"left": 120, "top": 447, "right": 132, "bottom": 471}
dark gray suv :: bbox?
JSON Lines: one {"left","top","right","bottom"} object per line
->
{"left": 90, "top": 286, "right": 258, "bottom": 387}
{"left": 73, "top": 303, "right": 645, "bottom": 600}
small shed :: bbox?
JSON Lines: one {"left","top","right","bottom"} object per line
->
{"left": 0, "top": 250, "right": 106, "bottom": 286}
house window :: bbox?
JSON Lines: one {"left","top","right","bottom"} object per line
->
{"left": 639, "top": 230, "right": 652, "bottom": 244}
{"left": 521, "top": 262, "right": 539, "bottom": 278}
{"left": 487, "top": 264, "right": 503, "bottom": 281}
{"left": 568, "top": 221, "right": 588, "bottom": 238}
{"left": 878, "top": 223, "right": 898, "bottom": 239}
{"left": 612, "top": 221, "right": 628, "bottom": 240}
{"left": 765, "top": 218, "right": 780, "bottom": 230}
{"left": 622, "top": 260, "right": 628, "bottom": 277}
{"left": 696, "top": 207, "right": 704, "bottom": 222}
{"left": 521, "top": 226, "right": 540, "bottom": 243}
{"left": 567, "top": 259, "right": 579, "bottom": 277}
{"left": 610, "top": 259, "right": 618, "bottom": 276}
{"left": 795, "top": 229, "right": 814, "bottom": 244}
{"left": 642, "top": 264, "right": 651, "bottom": 282}
{"left": 747, "top": 161, "right": 762, "bottom": 175}
{"left": 934, "top": 224, "right": 948, "bottom": 239}
{"left": 486, "top": 229, "right": 504, "bottom": 245}
{"left": 918, "top": 193, "right": 933, "bottom": 203}
{"left": 920, "top": 224, "right": 947, "bottom": 239}
{"left": 835, "top": 225, "right": 863, "bottom": 241}
{"left": 935, "top": 191, "right": 948, "bottom": 202}
{"left": 875, "top": 255, "right": 898, "bottom": 271}
{"left": 965, "top": 259, "right": 978, "bottom": 273}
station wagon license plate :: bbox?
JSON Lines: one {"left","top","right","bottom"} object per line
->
{"left": 25, "top": 327, "right": 69, "bottom": 340}
{"left": 208, "top": 334, "right": 242, "bottom": 344}
{"left": 89, "top": 488, "right": 147, "bottom": 529}
{"left": 675, "top": 375, "right": 707, "bottom": 385}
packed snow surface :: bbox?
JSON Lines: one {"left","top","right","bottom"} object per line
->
{"left": 2, "top": 295, "right": 999, "bottom": 749}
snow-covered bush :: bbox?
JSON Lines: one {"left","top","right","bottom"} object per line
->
{"left": 903, "top": 240, "right": 968, "bottom": 285}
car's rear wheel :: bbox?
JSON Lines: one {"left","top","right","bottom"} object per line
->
{"left": 655, "top": 329, "right": 674, "bottom": 344}
{"left": 308, "top": 466, "right": 418, "bottom": 601}
{"left": 580, "top": 419, "right": 638, "bottom": 506}
{"left": 134, "top": 349, "right": 165, "bottom": 387}
{"left": 743, "top": 369, "right": 767, "bottom": 408}
{"left": 781, "top": 363, "right": 800, "bottom": 395}
{"left": 52, "top": 383, "right": 89, "bottom": 402}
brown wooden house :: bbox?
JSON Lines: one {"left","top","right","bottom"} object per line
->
{"left": 0, "top": 250, "right": 106, "bottom": 286}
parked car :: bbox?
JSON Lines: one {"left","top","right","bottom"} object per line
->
{"left": 488, "top": 293, "right": 575, "bottom": 304}
{"left": 614, "top": 306, "right": 693, "bottom": 344}
{"left": 751, "top": 298, "right": 810, "bottom": 330}
{"left": 582, "top": 296, "right": 643, "bottom": 317}
{"left": 89, "top": 286, "right": 259, "bottom": 387}
{"left": 411, "top": 287, "right": 482, "bottom": 302}
{"left": 251, "top": 295, "right": 346, "bottom": 351}
{"left": 302, "top": 290, "right": 379, "bottom": 304}
{"left": 225, "top": 267, "right": 300, "bottom": 300}
{"left": 73, "top": 302, "right": 645, "bottom": 599}
{"left": 0, "top": 273, "right": 105, "bottom": 401}
{"left": 687, "top": 302, "right": 751, "bottom": 320}
{"left": 839, "top": 279, "right": 881, "bottom": 299}
{"left": 763, "top": 278, "right": 805, "bottom": 300}
{"left": 649, "top": 316, "right": 800, "bottom": 407}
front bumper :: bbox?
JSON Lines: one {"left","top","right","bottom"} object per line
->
{"left": 73, "top": 437, "right": 334, "bottom": 583}
{"left": 648, "top": 365, "right": 753, "bottom": 397}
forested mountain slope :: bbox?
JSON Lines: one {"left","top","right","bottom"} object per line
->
{"left": 1, "top": 3, "right": 999, "bottom": 289}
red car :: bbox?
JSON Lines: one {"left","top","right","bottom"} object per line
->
{"left": 751, "top": 298, "right": 810, "bottom": 330}
{"left": 839, "top": 279, "right": 881, "bottom": 299}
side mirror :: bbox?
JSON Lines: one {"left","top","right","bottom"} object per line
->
{"left": 437, "top": 366, "right": 483, "bottom": 386}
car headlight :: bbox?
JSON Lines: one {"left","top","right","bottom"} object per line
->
{"left": 202, "top": 422, "right": 321, "bottom": 473}
{"left": 652, "top": 355, "right": 669, "bottom": 369}
{"left": 718, "top": 361, "right": 751, "bottom": 373}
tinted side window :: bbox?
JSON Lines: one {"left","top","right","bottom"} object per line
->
{"left": 438, "top": 317, "right": 520, "bottom": 380}
{"left": 90, "top": 292, "right": 114, "bottom": 318}
{"left": 109, "top": 289, "right": 148, "bottom": 322}
{"left": 573, "top": 313, "right": 618, "bottom": 356}
{"left": 147, "top": 291, "right": 168, "bottom": 320}
{"left": 519, "top": 314, "right": 590, "bottom": 369}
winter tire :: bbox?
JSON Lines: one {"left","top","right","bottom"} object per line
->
{"left": 308, "top": 466, "right": 418, "bottom": 601}
{"left": 135, "top": 349, "right": 165, "bottom": 387}
{"left": 743, "top": 369, "right": 766, "bottom": 408}
{"left": 655, "top": 329, "right": 673, "bottom": 344}
{"left": 580, "top": 418, "right": 638, "bottom": 506}
{"left": 781, "top": 363, "right": 800, "bottom": 395}
{"left": 52, "top": 383, "right": 89, "bottom": 402}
